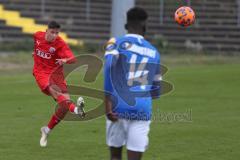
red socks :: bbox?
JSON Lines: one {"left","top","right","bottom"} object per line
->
{"left": 47, "top": 114, "right": 60, "bottom": 129}
{"left": 56, "top": 95, "right": 76, "bottom": 118}
{"left": 69, "top": 103, "right": 75, "bottom": 113}
{"left": 47, "top": 95, "right": 76, "bottom": 130}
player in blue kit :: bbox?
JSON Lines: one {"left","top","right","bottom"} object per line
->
{"left": 104, "top": 7, "right": 161, "bottom": 160}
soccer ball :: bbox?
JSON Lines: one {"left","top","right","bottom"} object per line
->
{"left": 175, "top": 6, "right": 195, "bottom": 27}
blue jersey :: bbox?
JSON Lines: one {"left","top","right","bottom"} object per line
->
{"left": 104, "top": 34, "right": 161, "bottom": 120}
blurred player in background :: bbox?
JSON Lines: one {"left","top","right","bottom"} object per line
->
{"left": 32, "top": 21, "right": 85, "bottom": 147}
{"left": 104, "top": 7, "right": 161, "bottom": 160}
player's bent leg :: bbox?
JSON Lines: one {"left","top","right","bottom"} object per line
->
{"left": 48, "top": 84, "right": 85, "bottom": 116}
{"left": 55, "top": 94, "right": 85, "bottom": 117}
{"left": 39, "top": 85, "right": 85, "bottom": 147}
{"left": 110, "top": 147, "right": 123, "bottom": 160}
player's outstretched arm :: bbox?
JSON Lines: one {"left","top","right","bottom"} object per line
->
{"left": 55, "top": 57, "right": 76, "bottom": 65}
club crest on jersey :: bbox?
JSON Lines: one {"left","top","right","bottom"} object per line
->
{"left": 49, "top": 47, "right": 56, "bottom": 53}
{"left": 120, "top": 41, "right": 132, "bottom": 50}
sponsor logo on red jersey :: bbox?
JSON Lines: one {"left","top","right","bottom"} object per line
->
{"left": 36, "top": 49, "right": 52, "bottom": 59}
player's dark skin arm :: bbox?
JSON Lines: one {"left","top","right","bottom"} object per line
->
{"left": 105, "top": 95, "right": 118, "bottom": 122}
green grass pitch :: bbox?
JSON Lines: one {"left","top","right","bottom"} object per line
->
{"left": 0, "top": 54, "right": 239, "bottom": 160}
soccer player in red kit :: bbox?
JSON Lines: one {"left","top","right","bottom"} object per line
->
{"left": 32, "top": 21, "right": 85, "bottom": 147}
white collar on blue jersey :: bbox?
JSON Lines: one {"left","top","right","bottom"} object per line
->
{"left": 125, "top": 34, "right": 144, "bottom": 39}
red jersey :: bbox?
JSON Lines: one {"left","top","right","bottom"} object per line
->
{"left": 33, "top": 31, "right": 76, "bottom": 75}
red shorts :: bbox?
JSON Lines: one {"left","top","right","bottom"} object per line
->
{"left": 33, "top": 72, "right": 68, "bottom": 96}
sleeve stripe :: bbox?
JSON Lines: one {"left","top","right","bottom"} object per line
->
{"left": 105, "top": 50, "right": 119, "bottom": 56}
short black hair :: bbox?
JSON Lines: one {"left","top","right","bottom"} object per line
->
{"left": 48, "top": 21, "right": 61, "bottom": 29}
{"left": 127, "top": 7, "right": 148, "bottom": 23}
